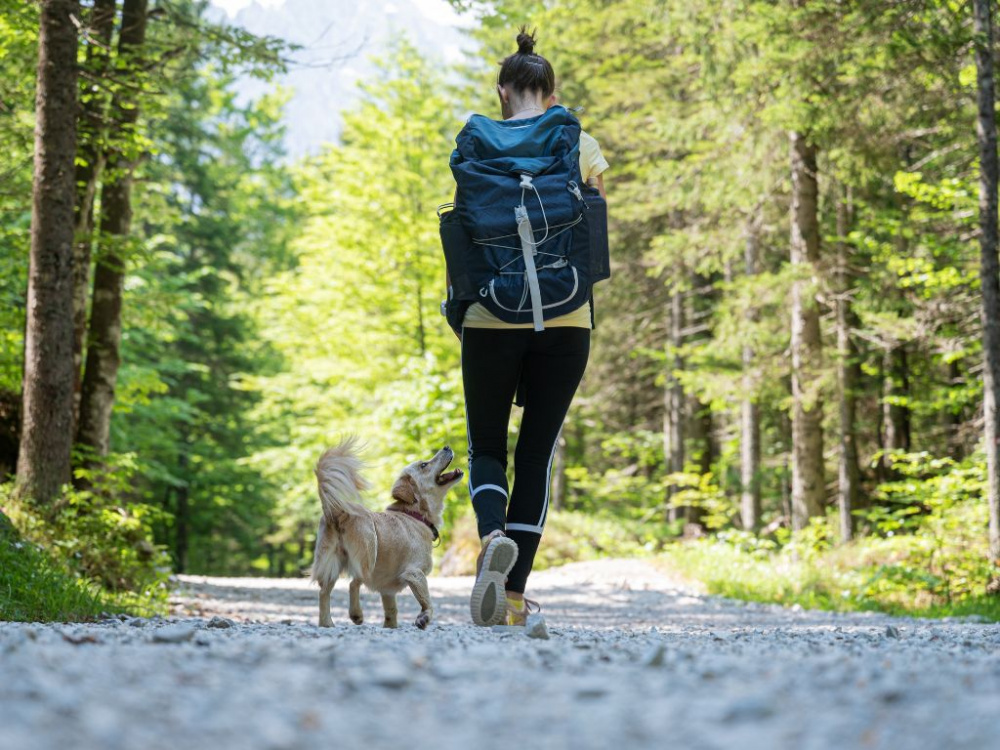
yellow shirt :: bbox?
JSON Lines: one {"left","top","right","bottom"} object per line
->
{"left": 463, "top": 129, "right": 608, "bottom": 330}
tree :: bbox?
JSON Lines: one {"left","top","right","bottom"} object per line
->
{"left": 789, "top": 132, "right": 825, "bottom": 529}
{"left": 973, "top": 0, "right": 1000, "bottom": 565}
{"left": 741, "top": 218, "right": 762, "bottom": 532}
{"left": 72, "top": 0, "right": 117, "bottom": 429}
{"left": 77, "top": 0, "right": 148, "bottom": 458}
{"left": 15, "top": 0, "right": 80, "bottom": 503}
{"left": 834, "top": 187, "right": 860, "bottom": 541}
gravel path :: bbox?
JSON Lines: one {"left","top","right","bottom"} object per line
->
{"left": 2, "top": 558, "right": 998, "bottom": 750}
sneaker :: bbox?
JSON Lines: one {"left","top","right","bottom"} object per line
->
{"left": 470, "top": 530, "right": 518, "bottom": 626}
{"left": 505, "top": 596, "right": 540, "bottom": 626}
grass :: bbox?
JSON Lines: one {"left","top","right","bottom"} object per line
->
{"left": 0, "top": 513, "right": 115, "bottom": 622}
{"left": 660, "top": 537, "right": 1000, "bottom": 622}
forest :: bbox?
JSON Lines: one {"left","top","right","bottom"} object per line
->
{"left": 2, "top": 0, "right": 1000, "bottom": 621}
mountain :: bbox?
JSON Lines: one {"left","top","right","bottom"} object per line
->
{"left": 211, "top": 0, "right": 475, "bottom": 157}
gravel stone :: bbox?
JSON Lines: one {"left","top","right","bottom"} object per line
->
{"left": 150, "top": 624, "right": 196, "bottom": 643}
{"left": 1, "top": 559, "right": 997, "bottom": 750}
{"left": 525, "top": 614, "right": 549, "bottom": 640}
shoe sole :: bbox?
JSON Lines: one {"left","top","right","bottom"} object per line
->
{"left": 470, "top": 537, "right": 518, "bottom": 626}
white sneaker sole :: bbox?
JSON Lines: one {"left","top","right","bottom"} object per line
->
{"left": 470, "top": 536, "right": 518, "bottom": 627}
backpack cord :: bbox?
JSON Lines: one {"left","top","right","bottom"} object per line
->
{"left": 516, "top": 174, "right": 546, "bottom": 331}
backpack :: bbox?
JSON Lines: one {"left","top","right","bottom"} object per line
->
{"left": 439, "top": 105, "right": 610, "bottom": 333}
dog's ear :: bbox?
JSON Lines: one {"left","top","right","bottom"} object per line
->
{"left": 391, "top": 473, "right": 418, "bottom": 505}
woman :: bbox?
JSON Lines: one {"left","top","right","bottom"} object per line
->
{"left": 459, "top": 28, "right": 609, "bottom": 627}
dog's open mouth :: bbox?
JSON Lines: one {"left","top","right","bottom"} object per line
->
{"left": 435, "top": 469, "right": 463, "bottom": 486}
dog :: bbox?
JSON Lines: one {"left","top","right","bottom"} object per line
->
{"left": 310, "top": 438, "right": 464, "bottom": 629}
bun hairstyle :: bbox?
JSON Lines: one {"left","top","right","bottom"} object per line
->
{"left": 498, "top": 26, "right": 556, "bottom": 99}
{"left": 516, "top": 29, "right": 536, "bottom": 55}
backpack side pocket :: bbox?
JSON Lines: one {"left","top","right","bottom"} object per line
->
{"left": 582, "top": 189, "right": 610, "bottom": 283}
{"left": 439, "top": 206, "right": 479, "bottom": 301}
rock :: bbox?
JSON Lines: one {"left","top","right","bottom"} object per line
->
{"left": 151, "top": 624, "right": 196, "bottom": 644}
{"left": 525, "top": 614, "right": 549, "bottom": 640}
{"left": 207, "top": 616, "right": 235, "bottom": 629}
{"left": 368, "top": 663, "right": 411, "bottom": 689}
{"left": 722, "top": 697, "right": 775, "bottom": 723}
{"left": 885, "top": 625, "right": 901, "bottom": 639}
{"left": 574, "top": 682, "right": 608, "bottom": 699}
{"left": 641, "top": 643, "right": 668, "bottom": 667}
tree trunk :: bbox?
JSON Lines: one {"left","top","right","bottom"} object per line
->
{"left": 663, "top": 289, "right": 685, "bottom": 522}
{"left": 687, "top": 395, "right": 712, "bottom": 531}
{"left": 882, "top": 344, "right": 911, "bottom": 456}
{"left": 15, "top": 0, "right": 80, "bottom": 504}
{"left": 835, "top": 188, "right": 860, "bottom": 542}
{"left": 789, "top": 132, "right": 825, "bottom": 530}
{"left": 72, "top": 0, "right": 117, "bottom": 431}
{"left": 741, "top": 221, "right": 762, "bottom": 532}
{"left": 974, "top": 0, "right": 1000, "bottom": 564}
{"left": 77, "top": 0, "right": 148, "bottom": 458}
{"left": 175, "top": 485, "right": 189, "bottom": 573}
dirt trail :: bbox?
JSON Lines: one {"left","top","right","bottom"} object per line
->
{"left": 1, "top": 558, "right": 998, "bottom": 750}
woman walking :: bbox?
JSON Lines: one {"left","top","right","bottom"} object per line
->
{"left": 449, "top": 28, "right": 610, "bottom": 626}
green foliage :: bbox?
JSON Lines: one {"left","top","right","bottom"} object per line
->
{"left": 1, "top": 463, "right": 170, "bottom": 617}
{"left": 0, "top": 512, "right": 111, "bottom": 623}
{"left": 664, "top": 451, "right": 997, "bottom": 618}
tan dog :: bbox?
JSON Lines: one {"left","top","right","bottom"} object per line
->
{"left": 310, "top": 438, "right": 463, "bottom": 629}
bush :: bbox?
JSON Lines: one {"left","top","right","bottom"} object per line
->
{"left": 1, "top": 454, "right": 171, "bottom": 616}
{"left": 661, "top": 452, "right": 1000, "bottom": 621}
{"left": 0, "top": 512, "right": 109, "bottom": 622}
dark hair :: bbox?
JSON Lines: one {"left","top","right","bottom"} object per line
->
{"left": 497, "top": 26, "right": 555, "bottom": 99}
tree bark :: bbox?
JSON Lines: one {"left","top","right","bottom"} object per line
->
{"left": 974, "top": 0, "right": 1000, "bottom": 564}
{"left": 882, "top": 344, "right": 911, "bottom": 456}
{"left": 77, "top": 0, "right": 148, "bottom": 458}
{"left": 835, "top": 189, "right": 860, "bottom": 542}
{"left": 741, "top": 220, "right": 762, "bottom": 532}
{"left": 15, "top": 0, "right": 80, "bottom": 504}
{"left": 687, "top": 395, "right": 712, "bottom": 531}
{"left": 789, "top": 132, "right": 825, "bottom": 530}
{"left": 72, "top": 0, "right": 117, "bottom": 431}
{"left": 663, "top": 289, "right": 685, "bottom": 522}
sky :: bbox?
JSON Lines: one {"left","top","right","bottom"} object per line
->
{"left": 206, "top": 0, "right": 476, "bottom": 155}
{"left": 211, "top": 0, "right": 470, "bottom": 26}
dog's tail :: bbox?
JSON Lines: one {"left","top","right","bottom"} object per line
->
{"left": 315, "top": 437, "right": 371, "bottom": 526}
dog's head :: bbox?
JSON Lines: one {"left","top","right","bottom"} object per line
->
{"left": 390, "top": 446, "right": 463, "bottom": 528}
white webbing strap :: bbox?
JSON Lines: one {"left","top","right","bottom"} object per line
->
{"left": 515, "top": 203, "right": 545, "bottom": 332}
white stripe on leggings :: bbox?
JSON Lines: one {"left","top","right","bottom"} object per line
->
{"left": 506, "top": 522, "right": 543, "bottom": 535}
{"left": 470, "top": 483, "right": 508, "bottom": 500}
{"left": 536, "top": 425, "right": 562, "bottom": 529}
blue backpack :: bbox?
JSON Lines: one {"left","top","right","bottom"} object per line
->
{"left": 440, "top": 105, "right": 610, "bottom": 333}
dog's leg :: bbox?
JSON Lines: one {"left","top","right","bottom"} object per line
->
{"left": 348, "top": 578, "right": 364, "bottom": 625}
{"left": 380, "top": 593, "right": 399, "bottom": 629}
{"left": 402, "top": 570, "right": 433, "bottom": 630}
{"left": 319, "top": 579, "right": 335, "bottom": 628}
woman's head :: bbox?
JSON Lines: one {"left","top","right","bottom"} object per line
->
{"left": 497, "top": 27, "right": 556, "bottom": 118}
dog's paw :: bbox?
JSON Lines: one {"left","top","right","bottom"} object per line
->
{"left": 350, "top": 612, "right": 364, "bottom": 625}
{"left": 383, "top": 620, "right": 398, "bottom": 629}
{"left": 319, "top": 618, "right": 334, "bottom": 628}
{"left": 414, "top": 612, "right": 431, "bottom": 630}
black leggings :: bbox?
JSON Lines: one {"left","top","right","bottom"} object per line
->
{"left": 461, "top": 326, "right": 590, "bottom": 593}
